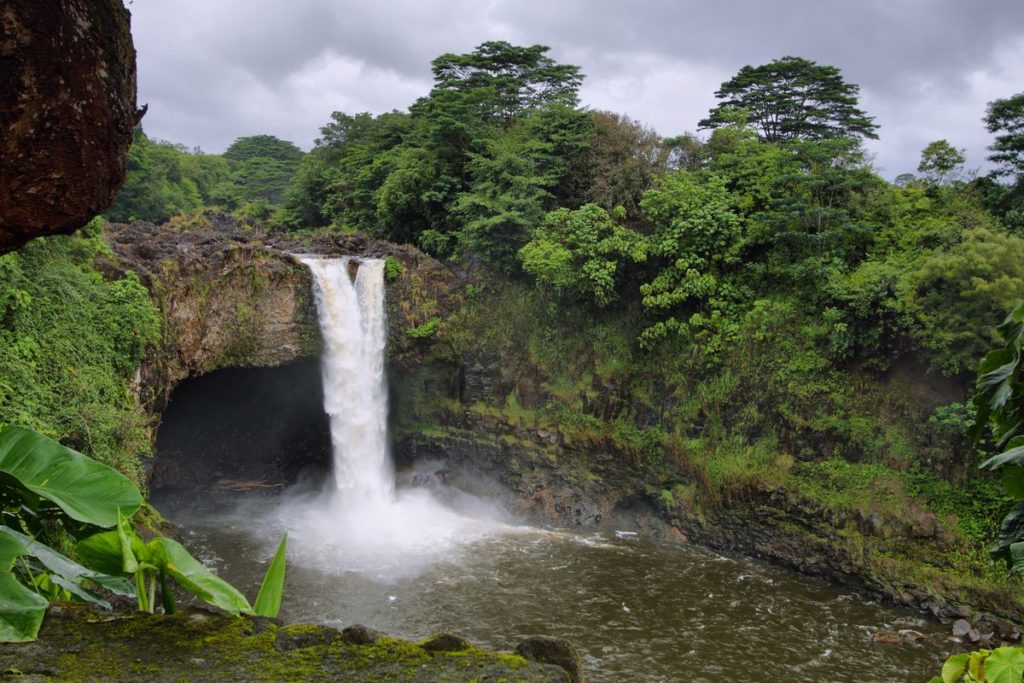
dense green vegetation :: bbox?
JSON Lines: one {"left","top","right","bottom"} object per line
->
{"left": 106, "top": 130, "right": 303, "bottom": 225}
{"left": 0, "top": 221, "right": 160, "bottom": 482}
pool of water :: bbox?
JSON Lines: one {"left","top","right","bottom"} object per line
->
{"left": 153, "top": 488, "right": 951, "bottom": 682}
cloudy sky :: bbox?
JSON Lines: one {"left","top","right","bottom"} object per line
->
{"left": 130, "top": 0, "right": 1024, "bottom": 178}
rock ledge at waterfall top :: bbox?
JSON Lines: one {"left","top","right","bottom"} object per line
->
{"left": 104, "top": 216, "right": 459, "bottom": 415}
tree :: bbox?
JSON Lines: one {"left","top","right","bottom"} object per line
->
{"left": 637, "top": 172, "right": 744, "bottom": 345}
{"left": 425, "top": 41, "right": 583, "bottom": 128}
{"left": 519, "top": 204, "right": 646, "bottom": 307}
{"left": 223, "top": 135, "right": 303, "bottom": 164}
{"left": 450, "top": 135, "right": 551, "bottom": 268}
{"left": 699, "top": 56, "right": 879, "bottom": 143}
{"left": 917, "top": 139, "right": 965, "bottom": 186}
{"left": 984, "top": 92, "right": 1024, "bottom": 179}
{"left": 570, "top": 112, "right": 670, "bottom": 220}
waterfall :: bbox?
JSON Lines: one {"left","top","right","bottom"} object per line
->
{"left": 285, "top": 255, "right": 509, "bottom": 577}
{"left": 301, "top": 257, "right": 392, "bottom": 505}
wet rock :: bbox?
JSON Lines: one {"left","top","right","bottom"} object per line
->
{"left": 341, "top": 624, "right": 383, "bottom": 645}
{"left": 898, "top": 629, "right": 926, "bottom": 642}
{"left": 872, "top": 631, "right": 903, "bottom": 645}
{"left": 0, "top": 603, "right": 568, "bottom": 681}
{"left": 275, "top": 624, "right": 339, "bottom": 651}
{"left": 537, "top": 429, "right": 560, "bottom": 445}
{"left": 517, "top": 636, "right": 585, "bottom": 683}
{"left": 421, "top": 633, "right": 472, "bottom": 652}
{"left": 952, "top": 619, "right": 972, "bottom": 638}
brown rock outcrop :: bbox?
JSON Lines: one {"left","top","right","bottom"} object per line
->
{"left": 0, "top": 0, "right": 137, "bottom": 254}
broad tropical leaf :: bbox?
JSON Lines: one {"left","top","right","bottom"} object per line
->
{"left": 940, "top": 653, "right": 968, "bottom": 683}
{"left": 253, "top": 534, "right": 287, "bottom": 618}
{"left": 0, "top": 426, "right": 142, "bottom": 527}
{"left": 993, "top": 501, "right": 1024, "bottom": 568}
{"left": 980, "top": 444, "right": 1024, "bottom": 470}
{"left": 148, "top": 538, "right": 252, "bottom": 614}
{"left": 0, "top": 526, "right": 132, "bottom": 600}
{"left": 0, "top": 531, "right": 48, "bottom": 642}
{"left": 983, "top": 647, "right": 1024, "bottom": 683}
{"left": 76, "top": 529, "right": 148, "bottom": 577}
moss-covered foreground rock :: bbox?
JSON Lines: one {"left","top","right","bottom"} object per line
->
{"left": 0, "top": 604, "right": 570, "bottom": 682}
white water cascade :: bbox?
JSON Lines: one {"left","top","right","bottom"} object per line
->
{"left": 276, "top": 256, "right": 508, "bottom": 577}
{"left": 302, "top": 257, "right": 393, "bottom": 505}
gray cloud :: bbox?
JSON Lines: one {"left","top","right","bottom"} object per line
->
{"left": 130, "top": 0, "right": 1024, "bottom": 177}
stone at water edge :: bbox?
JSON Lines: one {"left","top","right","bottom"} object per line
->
{"left": 342, "top": 624, "right": 384, "bottom": 645}
{"left": 517, "top": 636, "right": 585, "bottom": 683}
{"left": 422, "top": 633, "right": 473, "bottom": 652}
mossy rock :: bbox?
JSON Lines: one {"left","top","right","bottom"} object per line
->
{"left": 0, "top": 604, "right": 570, "bottom": 682}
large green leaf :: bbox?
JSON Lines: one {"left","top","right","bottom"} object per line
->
{"left": 983, "top": 647, "right": 1024, "bottom": 683}
{"left": 253, "top": 534, "right": 287, "bottom": 618}
{"left": 0, "top": 531, "right": 48, "bottom": 642}
{"left": 980, "top": 444, "right": 1024, "bottom": 470}
{"left": 1002, "top": 466, "right": 1024, "bottom": 499}
{"left": 8, "top": 527, "right": 133, "bottom": 597}
{"left": 76, "top": 529, "right": 148, "bottom": 577}
{"left": 148, "top": 538, "right": 252, "bottom": 614}
{"left": 992, "top": 501, "right": 1024, "bottom": 569}
{"left": 0, "top": 426, "right": 142, "bottom": 527}
{"left": 940, "top": 653, "right": 968, "bottom": 683}
{"left": 0, "top": 526, "right": 132, "bottom": 600}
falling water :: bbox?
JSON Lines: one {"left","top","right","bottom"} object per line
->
{"left": 281, "top": 256, "right": 507, "bottom": 577}
{"left": 301, "top": 257, "right": 392, "bottom": 504}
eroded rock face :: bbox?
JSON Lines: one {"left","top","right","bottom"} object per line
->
{"left": 0, "top": 0, "right": 137, "bottom": 254}
{"left": 104, "top": 216, "right": 459, "bottom": 417}
{"left": 105, "top": 221, "right": 321, "bottom": 415}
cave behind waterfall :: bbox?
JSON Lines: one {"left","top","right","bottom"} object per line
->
{"left": 151, "top": 359, "right": 331, "bottom": 492}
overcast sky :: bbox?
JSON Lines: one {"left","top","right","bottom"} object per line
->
{"left": 129, "top": 0, "right": 1024, "bottom": 179}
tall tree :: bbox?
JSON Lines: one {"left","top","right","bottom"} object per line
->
{"left": 985, "top": 92, "right": 1024, "bottom": 179}
{"left": 425, "top": 41, "right": 583, "bottom": 128}
{"left": 699, "top": 56, "right": 879, "bottom": 143}
{"left": 223, "top": 135, "right": 303, "bottom": 164}
{"left": 917, "top": 139, "right": 965, "bottom": 186}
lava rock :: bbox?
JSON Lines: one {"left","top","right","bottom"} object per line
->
{"left": 516, "top": 636, "right": 585, "bottom": 683}
{"left": 421, "top": 633, "right": 473, "bottom": 653}
{"left": 0, "top": 0, "right": 137, "bottom": 253}
{"left": 341, "top": 624, "right": 383, "bottom": 646}
{"left": 952, "top": 619, "right": 973, "bottom": 638}
{"left": 872, "top": 631, "right": 903, "bottom": 645}
{"left": 275, "top": 624, "right": 339, "bottom": 651}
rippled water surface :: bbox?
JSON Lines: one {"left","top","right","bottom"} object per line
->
{"left": 153, "top": 491, "right": 950, "bottom": 682}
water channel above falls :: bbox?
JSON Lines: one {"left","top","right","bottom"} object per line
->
{"left": 152, "top": 256, "right": 952, "bottom": 681}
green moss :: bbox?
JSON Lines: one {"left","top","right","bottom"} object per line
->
{"left": 21, "top": 605, "right": 557, "bottom": 682}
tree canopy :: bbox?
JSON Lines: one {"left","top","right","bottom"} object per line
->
{"left": 985, "top": 92, "right": 1024, "bottom": 179}
{"left": 425, "top": 41, "right": 583, "bottom": 128}
{"left": 917, "top": 139, "right": 965, "bottom": 186}
{"left": 699, "top": 56, "right": 879, "bottom": 143}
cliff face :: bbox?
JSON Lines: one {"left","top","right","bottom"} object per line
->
{"left": 106, "top": 221, "right": 321, "bottom": 416}
{"left": 105, "top": 218, "right": 458, "bottom": 417}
